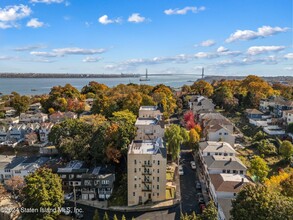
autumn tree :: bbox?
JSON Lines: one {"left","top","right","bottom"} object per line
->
{"left": 22, "top": 168, "right": 64, "bottom": 220}
{"left": 279, "top": 140, "right": 293, "bottom": 160}
{"left": 273, "top": 83, "right": 293, "bottom": 100}
{"left": 189, "top": 128, "right": 200, "bottom": 150}
{"left": 81, "top": 81, "right": 109, "bottom": 95}
{"left": 183, "top": 111, "right": 195, "bottom": 130}
{"left": 249, "top": 156, "right": 270, "bottom": 183}
{"left": 230, "top": 184, "right": 293, "bottom": 220}
{"left": 280, "top": 172, "right": 293, "bottom": 197}
{"left": 191, "top": 80, "right": 214, "bottom": 97}
{"left": 49, "top": 119, "right": 94, "bottom": 161}
{"left": 201, "top": 201, "right": 217, "bottom": 220}
{"left": 10, "top": 92, "right": 30, "bottom": 114}
{"left": 0, "top": 183, "right": 8, "bottom": 200}
{"left": 165, "top": 124, "right": 184, "bottom": 161}
{"left": 103, "top": 212, "right": 109, "bottom": 220}
{"left": 5, "top": 176, "right": 25, "bottom": 197}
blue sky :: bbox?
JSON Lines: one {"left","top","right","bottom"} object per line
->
{"left": 0, "top": 0, "right": 292, "bottom": 76}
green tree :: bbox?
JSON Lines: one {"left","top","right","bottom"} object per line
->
{"left": 231, "top": 184, "right": 293, "bottom": 220}
{"left": 22, "top": 168, "right": 64, "bottom": 220}
{"left": 164, "top": 124, "right": 183, "bottom": 161}
{"left": 280, "top": 173, "right": 293, "bottom": 197}
{"left": 10, "top": 92, "right": 30, "bottom": 114}
{"left": 257, "top": 139, "right": 276, "bottom": 156}
{"left": 49, "top": 119, "right": 94, "bottom": 161}
{"left": 191, "top": 80, "right": 214, "bottom": 97}
{"left": 286, "top": 123, "right": 293, "bottom": 133}
{"left": 201, "top": 201, "right": 217, "bottom": 220}
{"left": 103, "top": 212, "right": 109, "bottom": 220}
{"left": 93, "top": 209, "right": 100, "bottom": 220}
{"left": 180, "top": 127, "right": 189, "bottom": 144}
{"left": 279, "top": 140, "right": 293, "bottom": 160}
{"left": 249, "top": 156, "right": 270, "bottom": 182}
{"left": 253, "top": 130, "right": 267, "bottom": 142}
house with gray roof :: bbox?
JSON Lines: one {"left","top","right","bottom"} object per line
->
{"left": 188, "top": 95, "right": 215, "bottom": 114}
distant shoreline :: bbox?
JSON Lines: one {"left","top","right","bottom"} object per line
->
{"left": 0, "top": 73, "right": 141, "bottom": 78}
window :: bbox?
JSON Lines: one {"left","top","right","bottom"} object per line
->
{"left": 134, "top": 184, "right": 137, "bottom": 189}
{"left": 215, "top": 153, "right": 218, "bottom": 155}
{"left": 233, "top": 170, "right": 237, "bottom": 174}
{"left": 240, "top": 170, "right": 244, "bottom": 174}
{"left": 157, "top": 169, "right": 159, "bottom": 173}
{"left": 227, "top": 170, "right": 231, "bottom": 173}
{"left": 219, "top": 132, "right": 222, "bottom": 135}
{"left": 139, "top": 168, "right": 141, "bottom": 172}
{"left": 223, "top": 170, "right": 226, "bottom": 173}
{"left": 4, "top": 169, "right": 10, "bottom": 173}
{"left": 14, "top": 170, "right": 21, "bottom": 174}
{"left": 157, "top": 185, "right": 159, "bottom": 190}
{"left": 234, "top": 193, "right": 237, "bottom": 196}
{"left": 157, "top": 177, "right": 159, "bottom": 182}
{"left": 69, "top": 174, "right": 74, "bottom": 179}
{"left": 133, "top": 192, "right": 135, "bottom": 196}
{"left": 134, "top": 168, "right": 137, "bottom": 173}
{"left": 134, "top": 160, "right": 137, "bottom": 165}
{"left": 61, "top": 174, "right": 66, "bottom": 178}
{"left": 224, "top": 153, "right": 227, "bottom": 156}
{"left": 157, "top": 193, "right": 159, "bottom": 196}
{"left": 158, "top": 160, "right": 160, "bottom": 165}
{"left": 207, "top": 153, "right": 210, "bottom": 156}
{"left": 153, "top": 160, "right": 155, "bottom": 163}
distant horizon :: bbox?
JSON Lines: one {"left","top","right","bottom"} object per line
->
{"left": 0, "top": 0, "right": 292, "bottom": 76}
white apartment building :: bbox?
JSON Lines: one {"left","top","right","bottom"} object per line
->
{"left": 39, "top": 122, "right": 54, "bottom": 143}
{"left": 127, "top": 138, "right": 167, "bottom": 206}
{"left": 135, "top": 118, "right": 164, "bottom": 140}
{"left": 138, "top": 106, "right": 163, "bottom": 118}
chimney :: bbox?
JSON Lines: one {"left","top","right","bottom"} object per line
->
{"left": 229, "top": 158, "right": 232, "bottom": 162}
{"left": 241, "top": 178, "right": 244, "bottom": 183}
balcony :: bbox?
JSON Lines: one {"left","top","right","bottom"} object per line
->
{"left": 142, "top": 163, "right": 152, "bottom": 167}
{"left": 142, "top": 187, "right": 152, "bottom": 192}
{"left": 142, "top": 170, "right": 152, "bottom": 175}
{"left": 142, "top": 179, "right": 152, "bottom": 183}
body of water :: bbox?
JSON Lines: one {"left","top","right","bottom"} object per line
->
{"left": 0, "top": 74, "right": 200, "bottom": 95}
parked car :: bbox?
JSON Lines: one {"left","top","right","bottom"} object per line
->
{"left": 190, "top": 161, "right": 196, "bottom": 170}
{"left": 200, "top": 203, "right": 206, "bottom": 212}
{"left": 197, "top": 192, "right": 204, "bottom": 204}
{"left": 196, "top": 181, "right": 201, "bottom": 190}
{"left": 64, "top": 192, "right": 74, "bottom": 200}
{"left": 179, "top": 165, "right": 184, "bottom": 175}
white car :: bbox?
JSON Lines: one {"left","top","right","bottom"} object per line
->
{"left": 179, "top": 165, "right": 184, "bottom": 175}
{"left": 190, "top": 161, "right": 196, "bottom": 170}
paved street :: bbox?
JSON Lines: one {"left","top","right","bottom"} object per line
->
{"left": 179, "top": 149, "right": 201, "bottom": 215}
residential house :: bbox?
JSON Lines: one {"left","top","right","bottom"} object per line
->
{"left": 0, "top": 125, "right": 11, "bottom": 142}
{"left": 135, "top": 118, "right": 164, "bottom": 140}
{"left": 49, "top": 111, "right": 77, "bottom": 123}
{"left": 19, "top": 112, "right": 48, "bottom": 123}
{"left": 245, "top": 109, "right": 264, "bottom": 119}
{"left": 138, "top": 106, "right": 163, "bottom": 119}
{"left": 202, "top": 155, "right": 247, "bottom": 176}
{"left": 128, "top": 138, "right": 167, "bottom": 206}
{"left": 39, "top": 122, "right": 54, "bottom": 143}
{"left": 204, "top": 124, "right": 235, "bottom": 147}
{"left": 260, "top": 96, "right": 293, "bottom": 117}
{"left": 57, "top": 161, "right": 88, "bottom": 191}
{"left": 29, "top": 102, "right": 42, "bottom": 112}
{"left": 8, "top": 124, "right": 26, "bottom": 141}
{"left": 81, "top": 166, "right": 115, "bottom": 200}
{"left": 283, "top": 110, "right": 293, "bottom": 125}
{"left": 0, "top": 117, "right": 19, "bottom": 125}
{"left": 40, "top": 145, "right": 58, "bottom": 155}
{"left": 0, "top": 155, "right": 17, "bottom": 181}
{"left": 24, "top": 132, "right": 38, "bottom": 146}
{"left": 209, "top": 174, "right": 251, "bottom": 220}
{"left": 0, "top": 107, "right": 16, "bottom": 117}
{"left": 188, "top": 95, "right": 215, "bottom": 114}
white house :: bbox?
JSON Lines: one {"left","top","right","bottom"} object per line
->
{"left": 205, "top": 124, "right": 236, "bottom": 147}
{"left": 283, "top": 109, "right": 293, "bottom": 125}
{"left": 39, "top": 122, "right": 54, "bottom": 143}
{"left": 138, "top": 106, "right": 163, "bottom": 118}
{"left": 135, "top": 118, "right": 164, "bottom": 140}
{"left": 19, "top": 113, "right": 48, "bottom": 123}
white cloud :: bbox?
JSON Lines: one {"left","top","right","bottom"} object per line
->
{"left": 284, "top": 53, "right": 293, "bottom": 59}
{"left": 164, "top": 6, "right": 205, "bottom": 15}
{"left": 128, "top": 13, "right": 146, "bottom": 23}
{"left": 98, "top": 15, "right": 121, "bottom": 25}
{"left": 199, "top": 40, "right": 215, "bottom": 47}
{"left": 30, "top": 0, "right": 64, "bottom": 4}
{"left": 82, "top": 56, "right": 102, "bottom": 62}
{"left": 31, "top": 47, "right": 106, "bottom": 58}
{"left": 284, "top": 67, "right": 293, "bottom": 71}
{"left": 14, "top": 45, "right": 45, "bottom": 51}
{"left": 53, "top": 47, "right": 106, "bottom": 55}
{"left": 30, "top": 51, "right": 58, "bottom": 57}
{"left": 194, "top": 52, "right": 218, "bottom": 59}
{"left": 247, "top": 46, "right": 285, "bottom": 55}
{"left": 226, "top": 25, "right": 289, "bottom": 43}
{"left": 217, "top": 46, "right": 229, "bottom": 53}
{"left": 27, "top": 18, "right": 44, "bottom": 28}
{"left": 0, "top": 56, "right": 15, "bottom": 60}
{"left": 0, "top": 4, "right": 31, "bottom": 28}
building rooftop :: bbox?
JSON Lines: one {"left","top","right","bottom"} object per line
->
{"left": 210, "top": 173, "right": 250, "bottom": 193}
{"left": 218, "top": 198, "right": 232, "bottom": 220}
{"left": 139, "top": 106, "right": 158, "bottom": 111}
{"left": 245, "top": 109, "right": 264, "bottom": 115}
{"left": 204, "top": 155, "right": 247, "bottom": 170}
{"left": 200, "top": 141, "right": 236, "bottom": 154}
{"left": 57, "top": 160, "right": 88, "bottom": 173}
{"left": 135, "top": 118, "right": 158, "bottom": 126}
{"left": 128, "top": 138, "right": 166, "bottom": 158}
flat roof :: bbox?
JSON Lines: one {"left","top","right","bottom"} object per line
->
{"left": 128, "top": 138, "right": 166, "bottom": 158}
{"left": 139, "top": 106, "right": 157, "bottom": 111}
{"left": 135, "top": 118, "right": 158, "bottom": 126}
